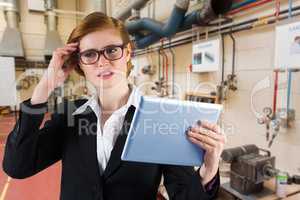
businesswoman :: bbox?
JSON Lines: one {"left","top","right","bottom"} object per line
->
{"left": 3, "top": 12, "right": 226, "bottom": 200}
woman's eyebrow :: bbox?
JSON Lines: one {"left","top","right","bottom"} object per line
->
{"left": 101, "top": 43, "right": 123, "bottom": 49}
{"left": 79, "top": 48, "right": 98, "bottom": 53}
{"left": 79, "top": 43, "right": 123, "bottom": 53}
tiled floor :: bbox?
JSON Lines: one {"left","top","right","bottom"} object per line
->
{"left": 0, "top": 113, "right": 61, "bottom": 200}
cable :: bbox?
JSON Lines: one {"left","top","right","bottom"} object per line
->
{"left": 229, "top": 33, "right": 236, "bottom": 76}
{"left": 273, "top": 70, "right": 279, "bottom": 118}
{"left": 221, "top": 34, "right": 225, "bottom": 84}
{"left": 288, "top": 0, "right": 292, "bottom": 18}
{"left": 158, "top": 48, "right": 161, "bottom": 80}
{"left": 168, "top": 38, "right": 176, "bottom": 96}
{"left": 287, "top": 69, "right": 292, "bottom": 114}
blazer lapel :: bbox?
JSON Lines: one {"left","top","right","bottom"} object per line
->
{"left": 103, "top": 105, "right": 136, "bottom": 180}
{"left": 75, "top": 106, "right": 102, "bottom": 184}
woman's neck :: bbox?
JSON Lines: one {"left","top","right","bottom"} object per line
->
{"left": 97, "top": 82, "right": 130, "bottom": 114}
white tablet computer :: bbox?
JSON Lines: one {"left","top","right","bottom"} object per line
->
{"left": 121, "top": 96, "right": 222, "bottom": 166}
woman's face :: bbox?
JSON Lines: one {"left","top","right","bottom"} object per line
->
{"left": 78, "top": 29, "right": 131, "bottom": 90}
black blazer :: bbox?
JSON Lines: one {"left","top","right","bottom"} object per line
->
{"left": 2, "top": 99, "right": 220, "bottom": 200}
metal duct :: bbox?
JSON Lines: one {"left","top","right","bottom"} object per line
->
{"left": 126, "top": 0, "right": 190, "bottom": 49}
{"left": 115, "top": 0, "right": 150, "bottom": 20}
{"left": 94, "top": 0, "right": 106, "bottom": 13}
{"left": 44, "top": 0, "right": 63, "bottom": 61}
{"left": 0, "top": 0, "right": 24, "bottom": 57}
{"left": 179, "top": 0, "right": 233, "bottom": 30}
{"left": 128, "top": 0, "right": 233, "bottom": 49}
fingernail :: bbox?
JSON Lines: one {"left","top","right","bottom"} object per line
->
{"left": 185, "top": 130, "right": 189, "bottom": 135}
{"left": 196, "top": 120, "right": 202, "bottom": 126}
{"left": 185, "top": 126, "right": 192, "bottom": 134}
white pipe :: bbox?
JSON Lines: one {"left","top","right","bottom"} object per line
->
{"left": 115, "top": 0, "right": 150, "bottom": 20}
{"left": 46, "top": 10, "right": 56, "bottom": 31}
{"left": 5, "top": 10, "right": 18, "bottom": 28}
{"left": 0, "top": 2, "right": 13, "bottom": 8}
{"left": 94, "top": 0, "right": 106, "bottom": 13}
{"left": 53, "top": 8, "right": 87, "bottom": 16}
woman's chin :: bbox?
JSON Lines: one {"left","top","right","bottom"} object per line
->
{"left": 92, "top": 76, "right": 125, "bottom": 90}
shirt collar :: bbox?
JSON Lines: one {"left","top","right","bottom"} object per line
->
{"left": 72, "top": 84, "right": 141, "bottom": 117}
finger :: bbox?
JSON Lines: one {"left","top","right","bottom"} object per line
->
{"left": 64, "top": 46, "right": 77, "bottom": 50}
{"left": 191, "top": 126, "right": 225, "bottom": 143}
{"left": 188, "top": 136, "right": 213, "bottom": 152}
{"left": 200, "top": 121, "right": 220, "bottom": 133}
{"left": 55, "top": 50, "right": 71, "bottom": 57}
{"left": 61, "top": 46, "right": 78, "bottom": 53}
{"left": 188, "top": 131, "right": 219, "bottom": 147}
{"left": 66, "top": 42, "right": 79, "bottom": 46}
{"left": 56, "top": 46, "right": 77, "bottom": 53}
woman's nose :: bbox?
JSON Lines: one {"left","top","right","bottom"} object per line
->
{"left": 96, "top": 54, "right": 110, "bottom": 67}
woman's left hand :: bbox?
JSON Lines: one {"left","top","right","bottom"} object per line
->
{"left": 186, "top": 120, "right": 226, "bottom": 186}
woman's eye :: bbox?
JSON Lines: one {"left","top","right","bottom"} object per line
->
{"left": 83, "top": 51, "right": 97, "bottom": 58}
{"left": 106, "top": 47, "right": 118, "bottom": 54}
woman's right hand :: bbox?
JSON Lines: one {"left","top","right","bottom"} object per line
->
{"left": 31, "top": 42, "right": 79, "bottom": 104}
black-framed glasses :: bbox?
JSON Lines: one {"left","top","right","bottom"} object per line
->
{"left": 78, "top": 44, "right": 126, "bottom": 65}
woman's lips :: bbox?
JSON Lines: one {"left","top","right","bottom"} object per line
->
{"left": 97, "top": 71, "right": 114, "bottom": 79}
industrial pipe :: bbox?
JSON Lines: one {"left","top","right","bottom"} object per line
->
{"left": 115, "top": 0, "right": 151, "bottom": 20}
{"left": 228, "top": 0, "right": 273, "bottom": 15}
{"left": 0, "top": 0, "right": 24, "bottom": 57}
{"left": 127, "top": 0, "right": 232, "bottom": 49}
{"left": 168, "top": 38, "right": 176, "bottom": 96}
{"left": 127, "top": 0, "right": 189, "bottom": 36}
{"left": 273, "top": 70, "right": 279, "bottom": 118}
{"left": 94, "top": 0, "right": 106, "bottom": 14}
{"left": 159, "top": 40, "right": 169, "bottom": 83}
{"left": 286, "top": 69, "right": 292, "bottom": 115}
{"left": 180, "top": 0, "right": 232, "bottom": 30}
{"left": 44, "top": 0, "right": 63, "bottom": 60}
{"left": 127, "top": 0, "right": 190, "bottom": 49}
{"left": 134, "top": 5, "right": 300, "bottom": 56}
{"left": 229, "top": 33, "right": 236, "bottom": 76}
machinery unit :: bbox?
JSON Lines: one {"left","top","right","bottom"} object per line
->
{"left": 221, "top": 145, "right": 276, "bottom": 195}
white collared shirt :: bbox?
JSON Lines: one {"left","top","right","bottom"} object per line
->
{"left": 72, "top": 85, "right": 141, "bottom": 174}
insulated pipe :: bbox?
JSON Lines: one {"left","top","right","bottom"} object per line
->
{"left": 44, "top": 0, "right": 56, "bottom": 10}
{"left": 115, "top": 0, "right": 150, "bottom": 20}
{"left": 46, "top": 10, "right": 57, "bottom": 31}
{"left": 0, "top": 0, "right": 24, "bottom": 57}
{"left": 3, "top": 0, "right": 18, "bottom": 28}
{"left": 45, "top": 0, "right": 58, "bottom": 31}
{"left": 94, "top": 0, "right": 106, "bottom": 13}
{"left": 179, "top": 0, "right": 233, "bottom": 30}
{"left": 127, "top": 0, "right": 190, "bottom": 49}
{"left": 44, "top": 0, "right": 63, "bottom": 58}
{"left": 126, "top": 0, "right": 189, "bottom": 36}
{"left": 134, "top": 5, "right": 300, "bottom": 56}
{"left": 132, "top": 0, "right": 233, "bottom": 49}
